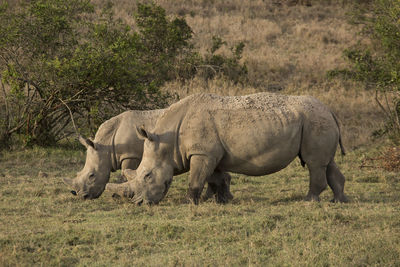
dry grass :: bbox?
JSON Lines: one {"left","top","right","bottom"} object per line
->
{"left": 94, "top": 0, "right": 363, "bottom": 86}
{"left": 1, "top": 1, "right": 396, "bottom": 265}
{"left": 0, "top": 144, "right": 399, "bottom": 266}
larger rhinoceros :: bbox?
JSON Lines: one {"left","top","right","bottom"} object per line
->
{"left": 63, "top": 109, "right": 232, "bottom": 201}
{"left": 117, "top": 92, "right": 348, "bottom": 205}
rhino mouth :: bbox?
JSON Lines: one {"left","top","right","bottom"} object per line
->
{"left": 69, "top": 190, "right": 89, "bottom": 199}
{"left": 131, "top": 193, "right": 144, "bottom": 205}
{"left": 163, "top": 179, "right": 172, "bottom": 196}
{"left": 133, "top": 180, "right": 171, "bottom": 205}
{"left": 69, "top": 187, "right": 104, "bottom": 200}
{"left": 70, "top": 191, "right": 93, "bottom": 200}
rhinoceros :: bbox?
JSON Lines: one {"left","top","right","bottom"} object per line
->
{"left": 115, "top": 92, "right": 348, "bottom": 205}
{"left": 63, "top": 109, "right": 232, "bottom": 201}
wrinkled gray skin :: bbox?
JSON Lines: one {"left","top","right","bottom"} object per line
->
{"left": 63, "top": 109, "right": 232, "bottom": 201}
{"left": 125, "top": 93, "right": 348, "bottom": 205}
{"left": 62, "top": 110, "right": 163, "bottom": 199}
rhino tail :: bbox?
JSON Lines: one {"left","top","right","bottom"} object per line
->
{"left": 298, "top": 125, "right": 306, "bottom": 167}
{"left": 298, "top": 152, "right": 306, "bottom": 167}
{"left": 331, "top": 111, "right": 346, "bottom": 156}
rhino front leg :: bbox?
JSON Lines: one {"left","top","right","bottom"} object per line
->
{"left": 188, "top": 155, "right": 216, "bottom": 205}
{"left": 120, "top": 158, "right": 140, "bottom": 181}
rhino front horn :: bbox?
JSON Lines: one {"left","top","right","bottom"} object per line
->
{"left": 106, "top": 182, "right": 135, "bottom": 198}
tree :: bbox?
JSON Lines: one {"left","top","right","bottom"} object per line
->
{"left": 0, "top": 1, "right": 248, "bottom": 147}
{"left": 0, "top": 1, "right": 193, "bottom": 146}
{"left": 329, "top": 0, "right": 400, "bottom": 139}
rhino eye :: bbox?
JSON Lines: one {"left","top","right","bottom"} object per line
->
{"left": 88, "top": 173, "right": 95, "bottom": 180}
{"left": 144, "top": 172, "right": 152, "bottom": 182}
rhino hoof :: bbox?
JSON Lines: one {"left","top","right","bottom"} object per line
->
{"left": 201, "top": 185, "right": 214, "bottom": 201}
{"left": 304, "top": 194, "right": 320, "bottom": 202}
{"left": 331, "top": 195, "right": 349, "bottom": 203}
{"left": 188, "top": 188, "right": 201, "bottom": 205}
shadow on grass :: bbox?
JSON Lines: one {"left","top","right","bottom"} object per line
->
{"left": 350, "top": 194, "right": 400, "bottom": 204}
{"left": 270, "top": 194, "right": 305, "bottom": 204}
{"left": 230, "top": 195, "right": 270, "bottom": 204}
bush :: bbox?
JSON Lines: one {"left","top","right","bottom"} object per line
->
{"left": 328, "top": 0, "right": 400, "bottom": 140}
{"left": 197, "top": 36, "right": 248, "bottom": 84}
{"left": 0, "top": 1, "right": 248, "bottom": 147}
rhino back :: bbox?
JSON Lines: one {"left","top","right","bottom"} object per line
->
{"left": 115, "top": 110, "right": 164, "bottom": 161}
{"left": 95, "top": 109, "right": 164, "bottom": 166}
{"left": 157, "top": 93, "right": 336, "bottom": 176}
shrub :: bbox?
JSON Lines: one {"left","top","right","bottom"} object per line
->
{"left": 0, "top": 1, "right": 192, "bottom": 146}
{"left": 197, "top": 36, "right": 248, "bottom": 84}
{"left": 328, "top": 0, "right": 400, "bottom": 140}
{"left": 0, "top": 1, "right": 248, "bottom": 147}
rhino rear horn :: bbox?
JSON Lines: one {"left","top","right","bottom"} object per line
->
{"left": 78, "top": 135, "right": 95, "bottom": 149}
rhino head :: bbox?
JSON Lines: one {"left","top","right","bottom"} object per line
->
{"left": 131, "top": 126, "right": 174, "bottom": 205}
{"left": 63, "top": 136, "right": 112, "bottom": 199}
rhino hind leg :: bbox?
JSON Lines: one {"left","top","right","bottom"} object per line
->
{"left": 327, "top": 160, "right": 349, "bottom": 203}
{"left": 203, "top": 172, "right": 234, "bottom": 204}
{"left": 305, "top": 164, "right": 328, "bottom": 202}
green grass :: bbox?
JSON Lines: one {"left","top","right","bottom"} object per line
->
{"left": 0, "top": 144, "right": 399, "bottom": 266}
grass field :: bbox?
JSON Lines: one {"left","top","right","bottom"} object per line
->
{"left": 0, "top": 142, "right": 399, "bottom": 266}
{"left": 1, "top": 0, "right": 400, "bottom": 266}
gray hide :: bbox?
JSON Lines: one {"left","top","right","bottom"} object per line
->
{"left": 63, "top": 109, "right": 163, "bottom": 199}
{"left": 128, "top": 93, "right": 348, "bottom": 205}
{"left": 63, "top": 109, "right": 233, "bottom": 201}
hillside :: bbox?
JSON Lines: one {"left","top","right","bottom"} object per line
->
{"left": 92, "top": 0, "right": 384, "bottom": 149}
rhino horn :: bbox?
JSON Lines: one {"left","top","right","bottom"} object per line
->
{"left": 106, "top": 182, "right": 135, "bottom": 198}
{"left": 78, "top": 135, "right": 95, "bottom": 149}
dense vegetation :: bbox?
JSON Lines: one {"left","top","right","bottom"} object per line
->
{"left": 329, "top": 0, "right": 400, "bottom": 139}
{"left": 0, "top": 0, "right": 246, "bottom": 147}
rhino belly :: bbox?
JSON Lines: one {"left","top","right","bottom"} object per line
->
{"left": 218, "top": 143, "right": 300, "bottom": 176}
{"left": 216, "top": 116, "right": 302, "bottom": 176}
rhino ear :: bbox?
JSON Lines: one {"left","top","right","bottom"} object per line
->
{"left": 78, "top": 135, "right": 95, "bottom": 149}
{"left": 136, "top": 125, "right": 157, "bottom": 142}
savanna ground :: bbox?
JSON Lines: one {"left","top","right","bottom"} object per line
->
{"left": 1, "top": 0, "right": 400, "bottom": 266}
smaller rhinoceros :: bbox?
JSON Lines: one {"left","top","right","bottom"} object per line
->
{"left": 63, "top": 109, "right": 233, "bottom": 202}
{"left": 63, "top": 110, "right": 163, "bottom": 199}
